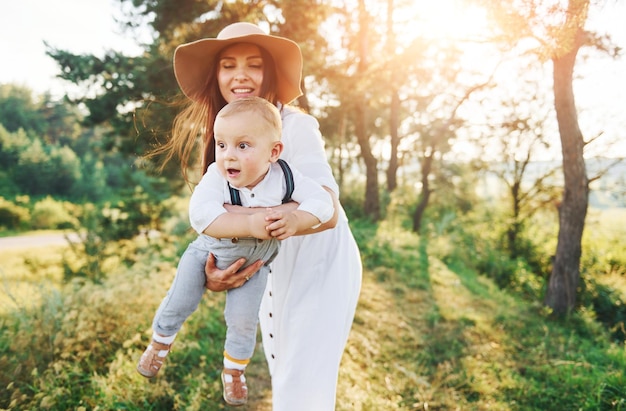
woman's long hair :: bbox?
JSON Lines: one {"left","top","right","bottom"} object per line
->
{"left": 150, "top": 44, "right": 280, "bottom": 184}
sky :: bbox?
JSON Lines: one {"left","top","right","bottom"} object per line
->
{"left": 0, "top": 0, "right": 147, "bottom": 97}
{"left": 1, "top": 0, "right": 624, "bottom": 159}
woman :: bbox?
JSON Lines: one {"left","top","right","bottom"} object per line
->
{"left": 169, "top": 22, "right": 362, "bottom": 410}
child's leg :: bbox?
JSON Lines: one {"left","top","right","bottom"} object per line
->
{"left": 137, "top": 243, "right": 207, "bottom": 378}
{"left": 220, "top": 264, "right": 269, "bottom": 405}
{"left": 152, "top": 243, "right": 208, "bottom": 336}
{"left": 223, "top": 264, "right": 269, "bottom": 363}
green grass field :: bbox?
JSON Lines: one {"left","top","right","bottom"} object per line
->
{"left": 1, "top": 209, "right": 625, "bottom": 410}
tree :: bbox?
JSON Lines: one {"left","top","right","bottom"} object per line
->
{"left": 546, "top": 5, "right": 590, "bottom": 314}
{"left": 476, "top": 63, "right": 562, "bottom": 260}
{"left": 0, "top": 84, "right": 47, "bottom": 135}
{"left": 477, "top": 0, "right": 621, "bottom": 314}
{"left": 402, "top": 45, "right": 493, "bottom": 232}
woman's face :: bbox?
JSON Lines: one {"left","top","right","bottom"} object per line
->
{"left": 217, "top": 43, "right": 264, "bottom": 103}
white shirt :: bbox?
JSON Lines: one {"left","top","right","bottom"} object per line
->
{"left": 188, "top": 160, "right": 334, "bottom": 234}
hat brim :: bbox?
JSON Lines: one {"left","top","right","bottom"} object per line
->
{"left": 174, "top": 33, "right": 303, "bottom": 104}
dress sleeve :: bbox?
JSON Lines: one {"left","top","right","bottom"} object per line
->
{"left": 281, "top": 109, "right": 339, "bottom": 196}
{"left": 188, "top": 164, "right": 228, "bottom": 234}
{"left": 289, "top": 166, "right": 334, "bottom": 224}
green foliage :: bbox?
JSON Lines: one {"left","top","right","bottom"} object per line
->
{"left": 426, "top": 202, "right": 553, "bottom": 303}
{"left": 581, "top": 279, "right": 626, "bottom": 342}
{"left": 30, "top": 196, "right": 79, "bottom": 230}
{"left": 10, "top": 139, "right": 82, "bottom": 198}
{"left": 0, "top": 196, "right": 30, "bottom": 230}
{"left": 0, "top": 84, "right": 47, "bottom": 135}
{"left": 62, "top": 184, "right": 176, "bottom": 283}
{"left": 0, "top": 86, "right": 160, "bottom": 204}
{"left": 426, "top": 198, "right": 626, "bottom": 349}
{"left": 0, "top": 125, "right": 31, "bottom": 171}
{"left": 0, "top": 84, "right": 81, "bottom": 145}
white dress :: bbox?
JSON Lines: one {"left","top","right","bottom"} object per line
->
{"left": 258, "top": 106, "right": 362, "bottom": 410}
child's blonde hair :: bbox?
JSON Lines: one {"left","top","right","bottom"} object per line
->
{"left": 216, "top": 97, "right": 282, "bottom": 142}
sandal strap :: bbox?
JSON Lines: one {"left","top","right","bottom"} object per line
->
{"left": 150, "top": 340, "right": 172, "bottom": 351}
{"left": 222, "top": 368, "right": 244, "bottom": 378}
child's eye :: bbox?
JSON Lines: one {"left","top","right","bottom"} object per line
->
{"left": 238, "top": 143, "right": 249, "bottom": 149}
{"left": 216, "top": 142, "right": 225, "bottom": 149}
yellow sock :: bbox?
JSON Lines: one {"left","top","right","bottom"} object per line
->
{"left": 223, "top": 350, "right": 249, "bottom": 371}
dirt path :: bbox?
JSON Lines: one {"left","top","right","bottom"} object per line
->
{"left": 0, "top": 233, "right": 80, "bottom": 250}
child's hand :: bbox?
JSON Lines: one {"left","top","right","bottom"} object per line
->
{"left": 248, "top": 211, "right": 273, "bottom": 240}
{"left": 265, "top": 209, "right": 305, "bottom": 240}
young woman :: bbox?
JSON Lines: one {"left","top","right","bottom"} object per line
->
{"left": 167, "top": 22, "right": 362, "bottom": 410}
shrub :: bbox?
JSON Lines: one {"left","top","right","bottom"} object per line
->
{"left": 30, "top": 196, "right": 79, "bottom": 230}
{"left": 0, "top": 196, "right": 30, "bottom": 230}
{"left": 580, "top": 279, "right": 626, "bottom": 342}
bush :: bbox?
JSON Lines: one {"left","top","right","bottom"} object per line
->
{"left": 30, "top": 196, "right": 79, "bottom": 230}
{"left": 580, "top": 279, "right": 626, "bottom": 342}
{"left": 0, "top": 196, "right": 30, "bottom": 230}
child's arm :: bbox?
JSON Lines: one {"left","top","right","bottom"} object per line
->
{"left": 222, "top": 187, "right": 339, "bottom": 236}
{"left": 202, "top": 210, "right": 272, "bottom": 240}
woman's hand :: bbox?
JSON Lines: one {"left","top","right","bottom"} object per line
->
{"left": 204, "top": 252, "right": 265, "bottom": 291}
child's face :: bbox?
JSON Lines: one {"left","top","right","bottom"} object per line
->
{"left": 214, "top": 111, "right": 282, "bottom": 189}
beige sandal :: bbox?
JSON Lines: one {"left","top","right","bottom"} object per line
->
{"left": 136, "top": 340, "right": 172, "bottom": 378}
{"left": 221, "top": 368, "right": 248, "bottom": 406}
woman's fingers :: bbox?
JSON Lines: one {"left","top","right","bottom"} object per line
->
{"left": 237, "top": 259, "right": 265, "bottom": 286}
{"left": 204, "top": 253, "right": 264, "bottom": 291}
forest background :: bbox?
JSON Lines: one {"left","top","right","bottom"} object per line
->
{"left": 1, "top": 0, "right": 626, "bottom": 409}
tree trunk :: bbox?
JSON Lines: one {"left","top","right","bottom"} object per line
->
{"left": 355, "top": 99, "right": 380, "bottom": 219}
{"left": 544, "top": 29, "right": 589, "bottom": 315}
{"left": 413, "top": 154, "right": 433, "bottom": 232}
{"left": 509, "top": 179, "right": 521, "bottom": 258}
{"left": 385, "top": 0, "right": 399, "bottom": 192}
{"left": 387, "top": 89, "right": 399, "bottom": 192}
{"left": 355, "top": 0, "right": 380, "bottom": 220}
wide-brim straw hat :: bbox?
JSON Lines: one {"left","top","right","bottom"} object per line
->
{"left": 173, "top": 22, "right": 303, "bottom": 104}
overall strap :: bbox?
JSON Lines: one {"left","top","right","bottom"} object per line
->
{"left": 277, "top": 159, "right": 294, "bottom": 204}
{"left": 227, "top": 159, "right": 295, "bottom": 206}
{"left": 228, "top": 184, "right": 242, "bottom": 206}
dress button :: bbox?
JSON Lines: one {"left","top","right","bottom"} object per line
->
{"left": 271, "top": 354, "right": 275, "bottom": 359}
{"left": 269, "top": 291, "right": 272, "bottom": 297}
{"left": 269, "top": 333, "right": 273, "bottom": 338}
{"left": 251, "top": 193, "right": 255, "bottom": 198}
{"left": 269, "top": 312, "right": 273, "bottom": 317}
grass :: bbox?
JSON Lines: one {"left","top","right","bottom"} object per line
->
{"left": 0, "top": 244, "right": 65, "bottom": 314}
{"left": 1, "top": 216, "right": 625, "bottom": 410}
